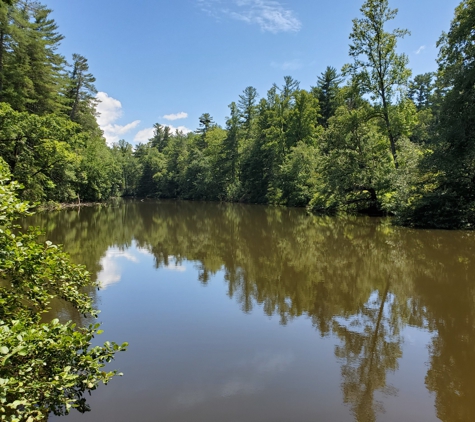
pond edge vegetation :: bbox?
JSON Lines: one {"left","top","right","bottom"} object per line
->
{"left": 1, "top": 0, "right": 475, "bottom": 229}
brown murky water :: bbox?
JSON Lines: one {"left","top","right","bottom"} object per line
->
{"left": 26, "top": 200, "right": 475, "bottom": 422}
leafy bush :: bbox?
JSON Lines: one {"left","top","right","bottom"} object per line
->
{"left": 0, "top": 158, "right": 127, "bottom": 421}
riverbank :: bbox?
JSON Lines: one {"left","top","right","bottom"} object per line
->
{"left": 36, "top": 199, "right": 122, "bottom": 212}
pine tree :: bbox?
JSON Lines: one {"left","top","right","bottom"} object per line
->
{"left": 150, "top": 123, "right": 171, "bottom": 152}
{"left": 25, "top": 4, "right": 66, "bottom": 115}
{"left": 312, "top": 66, "right": 343, "bottom": 127}
{"left": 237, "top": 86, "right": 258, "bottom": 138}
{"left": 223, "top": 102, "right": 240, "bottom": 186}
{"left": 67, "top": 53, "right": 97, "bottom": 123}
{"left": 0, "top": 1, "right": 32, "bottom": 109}
{"left": 195, "top": 112, "right": 215, "bottom": 149}
{"left": 408, "top": 73, "right": 434, "bottom": 110}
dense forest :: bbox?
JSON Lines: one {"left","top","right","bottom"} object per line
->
{"left": 1, "top": 0, "right": 475, "bottom": 228}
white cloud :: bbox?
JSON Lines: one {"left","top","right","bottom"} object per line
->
{"left": 96, "top": 92, "right": 141, "bottom": 145}
{"left": 102, "top": 120, "right": 141, "bottom": 145}
{"left": 165, "top": 264, "right": 187, "bottom": 272}
{"left": 173, "top": 351, "right": 293, "bottom": 408}
{"left": 271, "top": 59, "right": 303, "bottom": 71}
{"left": 133, "top": 124, "right": 192, "bottom": 142}
{"left": 97, "top": 256, "right": 121, "bottom": 290}
{"left": 166, "top": 124, "right": 193, "bottom": 134}
{"left": 164, "top": 256, "right": 186, "bottom": 272}
{"left": 119, "top": 251, "right": 139, "bottom": 263}
{"left": 136, "top": 246, "right": 152, "bottom": 255}
{"left": 198, "top": 0, "right": 301, "bottom": 33}
{"left": 197, "top": 0, "right": 219, "bottom": 18}
{"left": 97, "top": 248, "right": 140, "bottom": 290}
{"left": 163, "top": 112, "right": 188, "bottom": 121}
{"left": 96, "top": 92, "right": 122, "bottom": 126}
{"left": 415, "top": 45, "right": 426, "bottom": 55}
{"left": 134, "top": 127, "right": 155, "bottom": 143}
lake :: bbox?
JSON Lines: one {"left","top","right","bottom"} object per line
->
{"left": 26, "top": 200, "right": 475, "bottom": 422}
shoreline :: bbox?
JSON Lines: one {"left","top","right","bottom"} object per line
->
{"left": 36, "top": 200, "right": 117, "bottom": 212}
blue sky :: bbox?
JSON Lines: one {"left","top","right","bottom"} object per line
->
{"left": 45, "top": 0, "right": 460, "bottom": 145}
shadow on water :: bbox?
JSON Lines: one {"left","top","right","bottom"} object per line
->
{"left": 25, "top": 199, "right": 475, "bottom": 422}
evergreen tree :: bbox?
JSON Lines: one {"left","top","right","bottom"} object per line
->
{"left": 196, "top": 112, "right": 215, "bottom": 134}
{"left": 150, "top": 123, "right": 171, "bottom": 152}
{"left": 313, "top": 66, "right": 343, "bottom": 127}
{"left": 67, "top": 53, "right": 97, "bottom": 123}
{"left": 240, "top": 98, "right": 273, "bottom": 203}
{"left": 222, "top": 102, "right": 241, "bottom": 195}
{"left": 286, "top": 89, "right": 321, "bottom": 149}
{"left": 20, "top": 3, "right": 65, "bottom": 115}
{"left": 280, "top": 75, "right": 300, "bottom": 100}
{"left": 408, "top": 72, "right": 435, "bottom": 110}
{"left": 195, "top": 112, "right": 215, "bottom": 149}
{"left": 0, "top": 1, "right": 64, "bottom": 114}
{"left": 0, "top": 0, "right": 32, "bottom": 109}
{"left": 237, "top": 86, "right": 258, "bottom": 138}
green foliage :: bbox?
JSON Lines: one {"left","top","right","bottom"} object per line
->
{"left": 0, "top": 0, "right": 121, "bottom": 205}
{"left": 394, "top": 0, "right": 475, "bottom": 228}
{"left": 345, "top": 0, "right": 411, "bottom": 104}
{"left": 310, "top": 88, "right": 394, "bottom": 214}
{"left": 67, "top": 54, "right": 97, "bottom": 124}
{"left": 0, "top": 1, "right": 65, "bottom": 114}
{"left": 0, "top": 158, "right": 127, "bottom": 420}
{"left": 0, "top": 103, "right": 81, "bottom": 202}
{"left": 312, "top": 66, "right": 343, "bottom": 127}
{"left": 111, "top": 140, "right": 142, "bottom": 196}
{"left": 238, "top": 86, "right": 258, "bottom": 138}
{"left": 1, "top": 0, "right": 475, "bottom": 230}
{"left": 409, "top": 73, "right": 435, "bottom": 110}
{"left": 77, "top": 134, "right": 123, "bottom": 202}
{"left": 135, "top": 142, "right": 167, "bottom": 198}
{"left": 344, "top": 0, "right": 411, "bottom": 168}
{"left": 0, "top": 103, "right": 119, "bottom": 203}
{"left": 280, "top": 142, "right": 319, "bottom": 207}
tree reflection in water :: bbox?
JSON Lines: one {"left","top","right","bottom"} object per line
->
{"left": 25, "top": 199, "right": 475, "bottom": 422}
{"left": 333, "top": 284, "right": 400, "bottom": 422}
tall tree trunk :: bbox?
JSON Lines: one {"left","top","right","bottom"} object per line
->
{"left": 369, "top": 283, "right": 390, "bottom": 363}
{"left": 0, "top": 28, "right": 4, "bottom": 100}
{"left": 381, "top": 89, "right": 399, "bottom": 169}
{"left": 376, "top": 29, "right": 399, "bottom": 170}
{"left": 69, "top": 79, "right": 81, "bottom": 120}
{"left": 354, "top": 283, "right": 390, "bottom": 421}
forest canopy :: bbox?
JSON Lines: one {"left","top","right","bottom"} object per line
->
{"left": 0, "top": 0, "right": 474, "bottom": 229}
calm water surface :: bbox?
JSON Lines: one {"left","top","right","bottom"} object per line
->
{"left": 25, "top": 200, "right": 475, "bottom": 422}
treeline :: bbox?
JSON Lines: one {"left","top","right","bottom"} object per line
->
{"left": 118, "top": 0, "right": 475, "bottom": 228}
{"left": 1, "top": 0, "right": 475, "bottom": 229}
{"left": 0, "top": 0, "right": 122, "bottom": 202}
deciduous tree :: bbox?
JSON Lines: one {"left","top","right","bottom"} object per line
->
{"left": 344, "top": 0, "right": 411, "bottom": 168}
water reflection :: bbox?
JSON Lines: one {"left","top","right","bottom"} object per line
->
{"left": 25, "top": 200, "right": 475, "bottom": 422}
{"left": 334, "top": 287, "right": 400, "bottom": 422}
